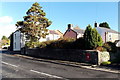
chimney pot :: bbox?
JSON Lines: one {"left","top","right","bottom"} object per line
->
{"left": 94, "top": 21, "right": 97, "bottom": 27}
{"left": 68, "top": 24, "right": 73, "bottom": 29}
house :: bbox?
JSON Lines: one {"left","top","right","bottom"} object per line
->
{"left": 95, "top": 23, "right": 120, "bottom": 43}
{"left": 10, "top": 30, "right": 25, "bottom": 51}
{"left": 10, "top": 29, "right": 63, "bottom": 51}
{"left": 63, "top": 24, "right": 84, "bottom": 39}
{"left": 39, "top": 30, "right": 63, "bottom": 42}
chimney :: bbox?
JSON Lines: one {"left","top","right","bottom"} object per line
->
{"left": 68, "top": 24, "right": 73, "bottom": 29}
{"left": 94, "top": 21, "right": 97, "bottom": 27}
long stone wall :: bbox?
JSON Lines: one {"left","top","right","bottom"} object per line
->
{"left": 21, "top": 48, "right": 110, "bottom": 65}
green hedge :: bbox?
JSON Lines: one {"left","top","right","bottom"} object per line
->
{"left": 25, "top": 38, "right": 76, "bottom": 49}
{"left": 45, "top": 38, "right": 75, "bottom": 49}
{"left": 26, "top": 38, "right": 117, "bottom": 50}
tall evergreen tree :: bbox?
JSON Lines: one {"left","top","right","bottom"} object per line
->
{"left": 84, "top": 25, "right": 103, "bottom": 49}
{"left": 16, "top": 2, "right": 52, "bottom": 42}
{"left": 84, "top": 25, "right": 93, "bottom": 49}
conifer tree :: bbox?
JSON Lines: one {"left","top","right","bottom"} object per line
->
{"left": 84, "top": 25, "right": 103, "bottom": 49}
{"left": 16, "top": 2, "right": 52, "bottom": 42}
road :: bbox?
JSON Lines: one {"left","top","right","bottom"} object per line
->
{"left": 0, "top": 50, "right": 119, "bottom": 79}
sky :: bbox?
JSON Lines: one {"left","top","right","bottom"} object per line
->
{"left": 0, "top": 2, "right": 118, "bottom": 39}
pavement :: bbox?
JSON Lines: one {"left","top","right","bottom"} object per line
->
{"left": 1, "top": 49, "right": 120, "bottom": 79}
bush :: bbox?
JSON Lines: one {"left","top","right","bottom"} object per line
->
{"left": 73, "top": 38, "right": 85, "bottom": 49}
{"left": 37, "top": 42, "right": 47, "bottom": 48}
{"left": 103, "top": 42, "right": 117, "bottom": 53}
{"left": 25, "top": 41, "right": 41, "bottom": 48}
{"left": 101, "top": 61, "right": 111, "bottom": 65}
{"left": 96, "top": 46, "right": 108, "bottom": 52}
{"left": 25, "top": 41, "right": 34, "bottom": 48}
{"left": 112, "top": 55, "right": 120, "bottom": 63}
{"left": 46, "top": 38, "right": 75, "bottom": 49}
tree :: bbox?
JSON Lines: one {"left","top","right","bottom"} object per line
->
{"left": 2, "top": 36, "right": 8, "bottom": 40}
{"left": 92, "top": 28, "right": 103, "bottom": 47}
{"left": 99, "top": 22, "right": 110, "bottom": 29}
{"left": 16, "top": 2, "right": 52, "bottom": 42}
{"left": 1, "top": 36, "right": 10, "bottom": 46}
{"left": 84, "top": 25, "right": 103, "bottom": 49}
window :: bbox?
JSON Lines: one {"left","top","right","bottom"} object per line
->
{"left": 109, "top": 35, "right": 111, "bottom": 37}
{"left": 68, "top": 29, "right": 70, "bottom": 32}
{"left": 15, "top": 42, "right": 16, "bottom": 48}
{"left": 15, "top": 34, "right": 16, "bottom": 39}
{"left": 109, "top": 38, "right": 112, "bottom": 41}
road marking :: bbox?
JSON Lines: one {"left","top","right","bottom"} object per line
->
{"left": 30, "top": 69, "right": 64, "bottom": 79}
{"left": 1, "top": 61, "right": 18, "bottom": 68}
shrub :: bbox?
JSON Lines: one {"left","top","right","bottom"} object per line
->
{"left": 73, "top": 37, "right": 85, "bottom": 49}
{"left": 25, "top": 41, "right": 41, "bottom": 48}
{"left": 25, "top": 41, "right": 34, "bottom": 48}
{"left": 112, "top": 55, "right": 120, "bottom": 63}
{"left": 96, "top": 46, "right": 104, "bottom": 51}
{"left": 103, "top": 42, "right": 117, "bottom": 53}
{"left": 101, "top": 61, "right": 111, "bottom": 65}
{"left": 46, "top": 38, "right": 75, "bottom": 49}
{"left": 37, "top": 42, "right": 47, "bottom": 48}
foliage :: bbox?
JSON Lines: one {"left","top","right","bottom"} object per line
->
{"left": 73, "top": 37, "right": 85, "bottom": 49}
{"left": 84, "top": 25, "right": 103, "bottom": 50}
{"left": 112, "top": 55, "right": 120, "bottom": 63}
{"left": 16, "top": 2, "right": 52, "bottom": 42}
{"left": 37, "top": 42, "right": 46, "bottom": 48}
{"left": 26, "top": 38, "right": 75, "bottom": 49}
{"left": 99, "top": 22, "right": 110, "bottom": 29}
{"left": 36, "top": 40, "right": 56, "bottom": 48}
{"left": 101, "top": 61, "right": 111, "bottom": 65}
{"left": 102, "top": 42, "right": 117, "bottom": 53}
{"left": 96, "top": 46, "right": 105, "bottom": 52}
{"left": 25, "top": 41, "right": 36, "bottom": 48}
{"left": 46, "top": 38, "right": 75, "bottom": 49}
{"left": 2, "top": 36, "right": 8, "bottom": 40}
{"left": 1, "top": 36, "right": 10, "bottom": 46}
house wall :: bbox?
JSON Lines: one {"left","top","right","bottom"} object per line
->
{"left": 21, "top": 33, "right": 25, "bottom": 48}
{"left": 105, "top": 32, "right": 120, "bottom": 42}
{"left": 96, "top": 27, "right": 106, "bottom": 42}
{"left": 77, "top": 33, "right": 84, "bottom": 38}
{"left": 63, "top": 29, "right": 77, "bottom": 39}
{"left": 96, "top": 27, "right": 120, "bottom": 43}
{"left": 13, "top": 30, "right": 21, "bottom": 51}
{"left": 39, "top": 34, "right": 61, "bottom": 42}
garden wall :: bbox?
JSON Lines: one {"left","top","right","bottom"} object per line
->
{"left": 21, "top": 48, "right": 110, "bottom": 65}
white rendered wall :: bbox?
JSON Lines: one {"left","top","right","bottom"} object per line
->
{"left": 13, "top": 31, "right": 21, "bottom": 51}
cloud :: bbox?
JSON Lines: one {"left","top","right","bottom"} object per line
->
{"left": 0, "top": 16, "right": 13, "bottom": 24}
{"left": 0, "top": 24, "right": 16, "bottom": 39}
{"left": 0, "top": 16, "right": 16, "bottom": 39}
